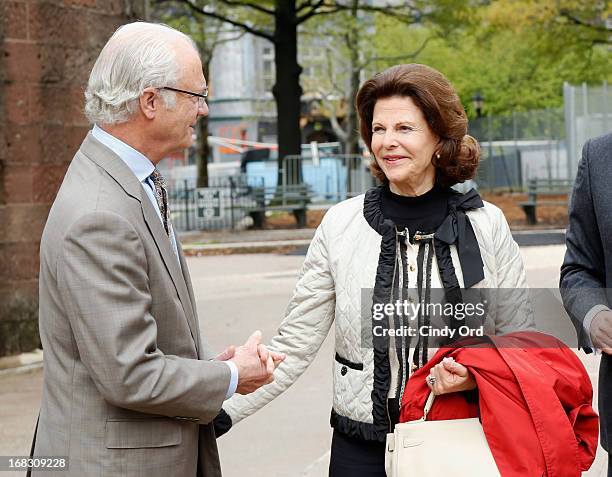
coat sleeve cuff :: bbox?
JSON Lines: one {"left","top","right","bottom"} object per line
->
{"left": 213, "top": 408, "right": 233, "bottom": 438}
{"left": 583, "top": 305, "right": 610, "bottom": 353}
{"left": 223, "top": 360, "right": 239, "bottom": 400}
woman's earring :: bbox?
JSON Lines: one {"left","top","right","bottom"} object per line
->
{"left": 435, "top": 153, "right": 441, "bottom": 159}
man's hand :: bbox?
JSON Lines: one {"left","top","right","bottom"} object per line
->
{"left": 214, "top": 346, "right": 236, "bottom": 362}
{"left": 426, "top": 357, "right": 476, "bottom": 395}
{"left": 230, "top": 331, "right": 286, "bottom": 394}
{"left": 590, "top": 310, "right": 612, "bottom": 354}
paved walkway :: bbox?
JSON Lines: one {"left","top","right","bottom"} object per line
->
{"left": 178, "top": 227, "right": 566, "bottom": 253}
{"left": 179, "top": 228, "right": 316, "bottom": 245}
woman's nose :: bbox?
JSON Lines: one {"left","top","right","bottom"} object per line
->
{"left": 382, "top": 131, "right": 398, "bottom": 149}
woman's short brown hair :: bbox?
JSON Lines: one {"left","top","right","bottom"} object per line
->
{"left": 356, "top": 64, "right": 479, "bottom": 187}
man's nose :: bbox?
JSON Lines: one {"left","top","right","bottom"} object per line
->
{"left": 198, "top": 101, "right": 209, "bottom": 117}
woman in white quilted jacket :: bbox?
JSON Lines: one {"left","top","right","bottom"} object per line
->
{"left": 214, "top": 64, "right": 534, "bottom": 476}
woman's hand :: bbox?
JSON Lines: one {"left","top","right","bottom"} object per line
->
{"left": 425, "top": 357, "right": 476, "bottom": 395}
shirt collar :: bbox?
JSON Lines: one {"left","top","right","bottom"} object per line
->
{"left": 92, "top": 124, "right": 155, "bottom": 182}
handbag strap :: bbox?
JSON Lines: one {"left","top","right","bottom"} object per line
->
{"left": 422, "top": 392, "right": 436, "bottom": 420}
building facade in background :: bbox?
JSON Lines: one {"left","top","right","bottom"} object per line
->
{"left": 207, "top": 27, "right": 341, "bottom": 165}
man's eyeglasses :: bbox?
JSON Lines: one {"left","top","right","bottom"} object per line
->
{"left": 161, "top": 86, "right": 208, "bottom": 108}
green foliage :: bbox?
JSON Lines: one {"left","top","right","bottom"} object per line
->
{"left": 373, "top": 0, "right": 611, "bottom": 118}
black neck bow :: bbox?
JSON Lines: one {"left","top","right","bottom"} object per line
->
{"left": 434, "top": 188, "right": 485, "bottom": 288}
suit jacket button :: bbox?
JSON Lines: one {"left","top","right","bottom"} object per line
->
{"left": 341, "top": 366, "right": 348, "bottom": 376}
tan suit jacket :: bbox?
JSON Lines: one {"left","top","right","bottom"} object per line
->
{"left": 34, "top": 133, "right": 230, "bottom": 476}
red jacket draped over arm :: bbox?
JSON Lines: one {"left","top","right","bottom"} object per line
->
{"left": 399, "top": 332, "right": 598, "bottom": 477}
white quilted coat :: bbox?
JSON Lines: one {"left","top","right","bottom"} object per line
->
{"left": 223, "top": 190, "right": 532, "bottom": 439}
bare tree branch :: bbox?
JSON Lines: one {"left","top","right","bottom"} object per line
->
{"left": 366, "top": 35, "right": 433, "bottom": 67}
{"left": 559, "top": 9, "right": 611, "bottom": 34}
{"left": 213, "top": 30, "right": 247, "bottom": 46}
{"left": 213, "top": 0, "right": 275, "bottom": 16}
{"left": 323, "top": 45, "right": 350, "bottom": 96}
{"left": 318, "top": 92, "right": 349, "bottom": 142}
{"left": 297, "top": 4, "right": 342, "bottom": 23}
{"left": 297, "top": 1, "right": 417, "bottom": 24}
{"left": 297, "top": 0, "right": 324, "bottom": 15}
{"left": 198, "top": 21, "right": 242, "bottom": 59}
{"left": 170, "top": 0, "right": 275, "bottom": 42}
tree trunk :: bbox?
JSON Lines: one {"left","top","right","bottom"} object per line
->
{"left": 346, "top": 0, "right": 361, "bottom": 156}
{"left": 345, "top": 53, "right": 360, "bottom": 156}
{"left": 273, "top": 0, "right": 303, "bottom": 186}
{"left": 344, "top": 0, "right": 361, "bottom": 195}
{"left": 196, "top": 116, "right": 210, "bottom": 188}
{"left": 196, "top": 23, "right": 211, "bottom": 189}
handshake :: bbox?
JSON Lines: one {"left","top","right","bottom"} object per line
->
{"left": 216, "top": 330, "right": 286, "bottom": 394}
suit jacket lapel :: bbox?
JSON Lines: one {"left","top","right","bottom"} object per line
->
{"left": 176, "top": 241, "right": 204, "bottom": 356}
{"left": 81, "top": 133, "right": 200, "bottom": 353}
{"left": 140, "top": 198, "right": 200, "bottom": 352}
{"left": 177, "top": 241, "right": 197, "bottom": 323}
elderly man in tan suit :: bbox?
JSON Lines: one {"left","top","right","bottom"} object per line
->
{"left": 32, "top": 22, "right": 283, "bottom": 477}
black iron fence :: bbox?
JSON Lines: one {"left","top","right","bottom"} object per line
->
{"left": 280, "top": 154, "right": 375, "bottom": 204}
{"left": 468, "top": 108, "right": 568, "bottom": 191}
{"left": 168, "top": 174, "right": 264, "bottom": 231}
{"left": 166, "top": 154, "right": 377, "bottom": 232}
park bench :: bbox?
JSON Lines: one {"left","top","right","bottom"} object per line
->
{"left": 519, "top": 178, "right": 573, "bottom": 225}
{"left": 248, "top": 183, "right": 314, "bottom": 228}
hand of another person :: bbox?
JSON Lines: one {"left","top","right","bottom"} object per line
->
{"left": 255, "top": 343, "right": 286, "bottom": 381}
{"left": 590, "top": 310, "right": 612, "bottom": 354}
{"left": 230, "top": 331, "right": 283, "bottom": 394}
{"left": 426, "top": 357, "right": 476, "bottom": 395}
{"left": 258, "top": 343, "right": 286, "bottom": 368}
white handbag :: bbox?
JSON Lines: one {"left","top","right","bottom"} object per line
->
{"left": 385, "top": 392, "right": 501, "bottom": 477}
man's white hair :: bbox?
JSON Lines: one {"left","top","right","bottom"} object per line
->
{"left": 84, "top": 22, "right": 198, "bottom": 125}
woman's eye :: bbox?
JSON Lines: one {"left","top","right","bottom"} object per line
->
{"left": 373, "top": 127, "right": 384, "bottom": 134}
{"left": 399, "top": 125, "right": 413, "bottom": 132}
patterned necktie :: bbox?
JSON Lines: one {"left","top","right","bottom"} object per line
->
{"left": 149, "top": 168, "right": 170, "bottom": 236}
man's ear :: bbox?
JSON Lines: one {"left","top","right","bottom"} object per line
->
{"left": 139, "top": 87, "right": 159, "bottom": 119}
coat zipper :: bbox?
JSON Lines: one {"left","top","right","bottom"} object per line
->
{"left": 386, "top": 227, "right": 403, "bottom": 433}
{"left": 420, "top": 240, "right": 431, "bottom": 366}
{"left": 398, "top": 227, "right": 408, "bottom": 412}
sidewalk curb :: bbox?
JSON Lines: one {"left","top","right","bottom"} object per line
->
{"left": 511, "top": 228, "right": 566, "bottom": 235}
{"left": 183, "top": 239, "right": 312, "bottom": 255}
{"left": 182, "top": 229, "right": 567, "bottom": 255}
{"left": 512, "top": 229, "right": 565, "bottom": 247}
{"left": 0, "top": 349, "right": 43, "bottom": 375}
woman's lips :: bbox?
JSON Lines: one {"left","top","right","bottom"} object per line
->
{"left": 383, "top": 156, "right": 407, "bottom": 164}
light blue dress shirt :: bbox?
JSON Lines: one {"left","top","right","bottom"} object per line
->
{"left": 91, "top": 125, "right": 238, "bottom": 399}
{"left": 92, "top": 125, "right": 180, "bottom": 257}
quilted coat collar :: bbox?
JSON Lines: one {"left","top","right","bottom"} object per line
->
{"left": 363, "top": 186, "right": 486, "bottom": 289}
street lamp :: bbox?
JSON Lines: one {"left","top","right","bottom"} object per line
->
{"left": 472, "top": 91, "right": 484, "bottom": 118}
